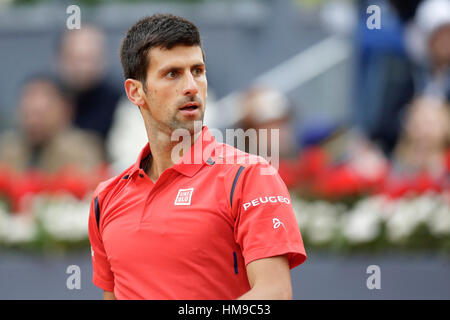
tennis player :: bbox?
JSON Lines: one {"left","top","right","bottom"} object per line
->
{"left": 88, "top": 14, "right": 307, "bottom": 300}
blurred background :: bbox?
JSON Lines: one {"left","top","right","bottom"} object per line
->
{"left": 0, "top": 0, "right": 449, "bottom": 299}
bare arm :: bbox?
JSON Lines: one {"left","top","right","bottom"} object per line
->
{"left": 237, "top": 254, "right": 292, "bottom": 300}
{"left": 103, "top": 291, "right": 116, "bottom": 300}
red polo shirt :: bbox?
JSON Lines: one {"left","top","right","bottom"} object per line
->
{"left": 88, "top": 126, "right": 306, "bottom": 299}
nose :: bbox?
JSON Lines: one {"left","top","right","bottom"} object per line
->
{"left": 182, "top": 72, "right": 198, "bottom": 97}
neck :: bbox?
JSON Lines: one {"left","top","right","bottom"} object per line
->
{"left": 145, "top": 126, "right": 202, "bottom": 182}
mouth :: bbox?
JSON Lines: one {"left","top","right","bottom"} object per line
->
{"left": 179, "top": 102, "right": 199, "bottom": 111}
{"left": 178, "top": 102, "right": 200, "bottom": 117}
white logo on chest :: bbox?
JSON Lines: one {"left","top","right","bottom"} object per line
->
{"left": 175, "top": 188, "right": 194, "bottom": 206}
{"left": 273, "top": 218, "right": 286, "bottom": 230}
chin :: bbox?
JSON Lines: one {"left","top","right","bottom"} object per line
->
{"left": 175, "top": 114, "right": 204, "bottom": 130}
{"left": 167, "top": 120, "right": 201, "bottom": 139}
{"left": 182, "top": 121, "right": 202, "bottom": 135}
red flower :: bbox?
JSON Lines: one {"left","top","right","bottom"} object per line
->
{"left": 296, "top": 147, "right": 329, "bottom": 182}
{"left": 8, "top": 170, "right": 48, "bottom": 213}
{"left": 0, "top": 163, "right": 113, "bottom": 213}
{"left": 47, "top": 166, "right": 89, "bottom": 199}
{"left": 380, "top": 172, "right": 443, "bottom": 199}
{"left": 278, "top": 159, "right": 298, "bottom": 189}
{"left": 311, "top": 165, "right": 366, "bottom": 199}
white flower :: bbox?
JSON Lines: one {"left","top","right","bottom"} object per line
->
{"left": 301, "top": 200, "right": 343, "bottom": 245}
{"left": 0, "top": 212, "right": 37, "bottom": 244}
{"left": 385, "top": 194, "right": 438, "bottom": 242}
{"left": 0, "top": 202, "right": 38, "bottom": 244}
{"left": 341, "top": 197, "right": 383, "bottom": 243}
{"left": 34, "top": 195, "right": 90, "bottom": 242}
{"left": 0, "top": 204, "right": 10, "bottom": 241}
{"left": 426, "top": 202, "right": 450, "bottom": 237}
{"left": 291, "top": 196, "right": 311, "bottom": 229}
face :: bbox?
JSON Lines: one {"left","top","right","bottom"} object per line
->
{"left": 19, "top": 81, "right": 70, "bottom": 146}
{"left": 59, "top": 27, "right": 106, "bottom": 91}
{"left": 405, "top": 99, "right": 450, "bottom": 148}
{"left": 429, "top": 24, "right": 450, "bottom": 70}
{"left": 138, "top": 45, "right": 207, "bottom": 135}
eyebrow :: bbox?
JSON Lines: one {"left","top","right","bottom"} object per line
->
{"left": 158, "top": 62, "right": 205, "bottom": 75}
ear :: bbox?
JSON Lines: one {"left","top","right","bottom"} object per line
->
{"left": 124, "top": 79, "right": 146, "bottom": 108}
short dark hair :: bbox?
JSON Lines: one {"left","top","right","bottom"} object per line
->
{"left": 20, "top": 72, "right": 73, "bottom": 104}
{"left": 119, "top": 14, "right": 203, "bottom": 85}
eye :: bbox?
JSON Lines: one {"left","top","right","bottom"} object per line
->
{"left": 193, "top": 67, "right": 204, "bottom": 76}
{"left": 166, "top": 70, "right": 178, "bottom": 78}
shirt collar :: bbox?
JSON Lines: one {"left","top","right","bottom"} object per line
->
{"left": 131, "top": 125, "right": 217, "bottom": 178}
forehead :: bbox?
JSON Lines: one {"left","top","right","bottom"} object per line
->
{"left": 409, "top": 101, "right": 448, "bottom": 125}
{"left": 22, "top": 81, "right": 57, "bottom": 98}
{"left": 146, "top": 45, "right": 204, "bottom": 72}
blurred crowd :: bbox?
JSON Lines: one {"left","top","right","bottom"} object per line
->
{"left": 248, "top": 0, "right": 450, "bottom": 200}
{"left": 0, "top": 0, "right": 449, "bottom": 214}
{"left": 0, "top": 24, "right": 124, "bottom": 212}
{"left": 230, "top": 0, "right": 449, "bottom": 202}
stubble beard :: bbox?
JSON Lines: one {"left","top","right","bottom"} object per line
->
{"left": 146, "top": 93, "right": 206, "bottom": 138}
{"left": 176, "top": 112, "right": 204, "bottom": 133}
{"left": 169, "top": 100, "right": 205, "bottom": 135}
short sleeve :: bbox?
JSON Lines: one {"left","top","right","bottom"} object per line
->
{"left": 232, "top": 162, "right": 307, "bottom": 269}
{"left": 88, "top": 190, "right": 115, "bottom": 292}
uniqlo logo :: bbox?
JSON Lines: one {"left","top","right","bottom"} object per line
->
{"left": 174, "top": 188, "right": 194, "bottom": 206}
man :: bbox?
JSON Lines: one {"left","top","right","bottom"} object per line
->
{"left": 88, "top": 14, "right": 306, "bottom": 300}
{"left": 0, "top": 74, "right": 103, "bottom": 173}
{"left": 392, "top": 96, "right": 449, "bottom": 177}
{"left": 57, "top": 25, "right": 123, "bottom": 159}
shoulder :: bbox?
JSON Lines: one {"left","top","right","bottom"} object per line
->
{"left": 57, "top": 128, "right": 102, "bottom": 146}
{"left": 0, "top": 130, "right": 26, "bottom": 154}
{"left": 0, "top": 130, "right": 22, "bottom": 145}
{"left": 0, "top": 131, "right": 27, "bottom": 169}
{"left": 211, "top": 141, "right": 280, "bottom": 189}
{"left": 212, "top": 141, "right": 270, "bottom": 171}
{"left": 92, "top": 163, "right": 135, "bottom": 204}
